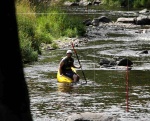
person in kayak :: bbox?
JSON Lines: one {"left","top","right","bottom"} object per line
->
{"left": 59, "top": 49, "right": 81, "bottom": 83}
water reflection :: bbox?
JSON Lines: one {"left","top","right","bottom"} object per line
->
{"left": 57, "top": 83, "right": 73, "bottom": 93}
{"left": 26, "top": 67, "right": 150, "bottom": 120}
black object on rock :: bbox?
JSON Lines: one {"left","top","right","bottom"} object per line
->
{"left": 117, "top": 58, "right": 133, "bottom": 66}
{"left": 99, "top": 57, "right": 133, "bottom": 67}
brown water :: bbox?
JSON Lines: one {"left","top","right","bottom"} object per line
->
{"left": 24, "top": 49, "right": 150, "bottom": 121}
{"left": 24, "top": 7, "right": 150, "bottom": 121}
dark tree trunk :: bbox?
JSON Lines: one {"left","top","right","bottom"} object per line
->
{"left": 0, "top": 0, "right": 33, "bottom": 121}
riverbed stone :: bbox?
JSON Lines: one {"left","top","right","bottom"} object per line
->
{"left": 136, "top": 15, "right": 150, "bottom": 25}
{"left": 116, "top": 17, "right": 135, "bottom": 24}
{"left": 66, "top": 112, "right": 120, "bottom": 121}
{"left": 139, "top": 8, "right": 149, "bottom": 14}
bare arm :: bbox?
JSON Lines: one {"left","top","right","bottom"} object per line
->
{"left": 59, "top": 60, "right": 64, "bottom": 75}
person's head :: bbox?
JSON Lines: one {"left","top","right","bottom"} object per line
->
{"left": 66, "top": 50, "right": 73, "bottom": 57}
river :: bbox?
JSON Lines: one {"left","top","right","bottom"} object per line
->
{"left": 24, "top": 7, "right": 150, "bottom": 121}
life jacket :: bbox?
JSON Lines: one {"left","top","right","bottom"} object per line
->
{"left": 61, "top": 56, "right": 74, "bottom": 71}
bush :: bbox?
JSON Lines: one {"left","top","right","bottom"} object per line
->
{"left": 16, "top": 0, "right": 86, "bottom": 63}
{"left": 19, "top": 30, "right": 38, "bottom": 63}
{"left": 16, "top": 0, "right": 40, "bottom": 63}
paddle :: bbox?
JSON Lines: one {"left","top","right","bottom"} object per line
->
{"left": 71, "top": 42, "right": 87, "bottom": 84}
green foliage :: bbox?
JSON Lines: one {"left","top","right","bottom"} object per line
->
{"left": 64, "top": 28, "right": 77, "bottom": 38}
{"left": 62, "top": 15, "right": 86, "bottom": 37}
{"left": 102, "top": 0, "right": 120, "bottom": 7}
{"left": 16, "top": 0, "right": 40, "bottom": 63}
{"left": 36, "top": 8, "right": 86, "bottom": 39}
{"left": 133, "top": 0, "right": 142, "bottom": 8}
{"left": 16, "top": 0, "right": 86, "bottom": 63}
{"left": 35, "top": 15, "right": 54, "bottom": 43}
{"left": 133, "top": 0, "right": 150, "bottom": 8}
{"left": 19, "top": 30, "right": 38, "bottom": 63}
{"left": 17, "top": 13, "right": 41, "bottom": 55}
{"left": 45, "top": 9, "right": 67, "bottom": 38}
{"left": 51, "top": 42, "right": 59, "bottom": 49}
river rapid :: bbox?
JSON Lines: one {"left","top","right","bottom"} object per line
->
{"left": 24, "top": 7, "right": 150, "bottom": 121}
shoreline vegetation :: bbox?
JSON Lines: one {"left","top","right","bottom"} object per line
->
{"left": 16, "top": 0, "right": 150, "bottom": 64}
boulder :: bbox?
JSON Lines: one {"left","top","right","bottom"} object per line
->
{"left": 83, "top": 18, "right": 92, "bottom": 26}
{"left": 138, "top": 50, "right": 148, "bottom": 54}
{"left": 99, "top": 58, "right": 133, "bottom": 67}
{"left": 98, "top": 16, "right": 111, "bottom": 23}
{"left": 136, "top": 15, "right": 150, "bottom": 25}
{"left": 117, "top": 58, "right": 133, "bottom": 66}
{"left": 91, "top": 18, "right": 100, "bottom": 26}
{"left": 139, "top": 8, "right": 149, "bottom": 14}
{"left": 99, "top": 58, "right": 116, "bottom": 67}
{"left": 117, "top": 17, "right": 136, "bottom": 24}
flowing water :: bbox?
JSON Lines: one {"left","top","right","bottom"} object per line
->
{"left": 24, "top": 7, "right": 150, "bottom": 121}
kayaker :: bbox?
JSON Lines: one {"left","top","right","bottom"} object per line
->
{"left": 59, "top": 50, "right": 81, "bottom": 83}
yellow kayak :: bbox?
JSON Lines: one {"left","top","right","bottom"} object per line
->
{"left": 57, "top": 67, "right": 76, "bottom": 83}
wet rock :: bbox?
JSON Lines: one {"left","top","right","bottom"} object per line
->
{"left": 139, "top": 8, "right": 149, "bottom": 14}
{"left": 99, "top": 58, "right": 133, "bottom": 67}
{"left": 98, "top": 16, "right": 111, "bottom": 23}
{"left": 136, "top": 15, "right": 150, "bottom": 25}
{"left": 99, "top": 58, "right": 116, "bottom": 67}
{"left": 92, "top": 0, "right": 101, "bottom": 5}
{"left": 117, "top": 58, "right": 133, "bottom": 66}
{"left": 71, "top": 37, "right": 89, "bottom": 47}
{"left": 79, "top": 0, "right": 92, "bottom": 6}
{"left": 116, "top": 17, "right": 136, "bottom": 24}
{"left": 138, "top": 50, "right": 148, "bottom": 54}
{"left": 64, "top": 1, "right": 79, "bottom": 6}
{"left": 64, "top": 0, "right": 101, "bottom": 6}
{"left": 116, "top": 8, "right": 150, "bottom": 25}
{"left": 135, "top": 29, "right": 148, "bottom": 33}
{"left": 91, "top": 18, "right": 100, "bottom": 26}
{"left": 66, "top": 112, "right": 120, "bottom": 121}
{"left": 83, "top": 18, "right": 92, "bottom": 26}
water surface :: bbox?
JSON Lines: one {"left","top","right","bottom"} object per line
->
{"left": 24, "top": 8, "right": 150, "bottom": 121}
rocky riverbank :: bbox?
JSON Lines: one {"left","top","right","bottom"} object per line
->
{"left": 41, "top": 37, "right": 89, "bottom": 50}
{"left": 41, "top": 21, "right": 150, "bottom": 51}
{"left": 41, "top": 8, "right": 150, "bottom": 51}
